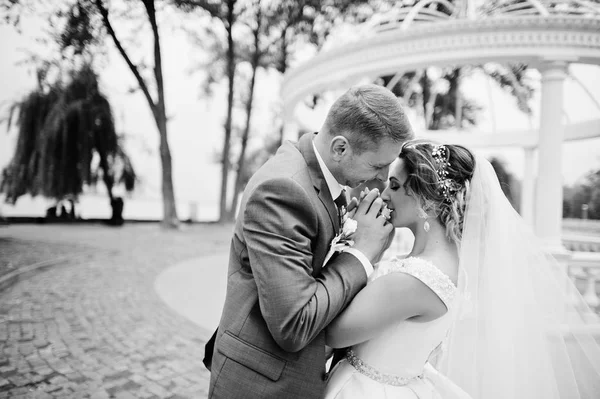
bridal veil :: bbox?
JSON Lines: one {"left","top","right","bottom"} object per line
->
{"left": 437, "top": 156, "right": 600, "bottom": 398}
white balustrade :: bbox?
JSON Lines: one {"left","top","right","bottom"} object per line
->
{"left": 568, "top": 251, "right": 600, "bottom": 309}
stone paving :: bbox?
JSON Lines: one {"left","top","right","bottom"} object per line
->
{"left": 0, "top": 223, "right": 233, "bottom": 399}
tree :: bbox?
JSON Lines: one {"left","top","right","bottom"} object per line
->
{"left": 91, "top": 0, "right": 178, "bottom": 227}
{"left": 228, "top": 0, "right": 262, "bottom": 218}
{"left": 176, "top": 0, "right": 374, "bottom": 221}
{"left": 380, "top": 63, "right": 534, "bottom": 131}
{"left": 3, "top": 0, "right": 180, "bottom": 227}
{"left": 174, "top": 0, "right": 239, "bottom": 222}
{"left": 0, "top": 63, "right": 136, "bottom": 218}
{"left": 226, "top": 0, "right": 336, "bottom": 217}
{"left": 373, "top": 0, "right": 535, "bottom": 130}
{"left": 565, "top": 169, "right": 600, "bottom": 219}
{"left": 264, "top": 0, "right": 373, "bottom": 144}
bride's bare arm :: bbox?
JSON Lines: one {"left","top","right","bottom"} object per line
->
{"left": 325, "top": 273, "right": 447, "bottom": 348}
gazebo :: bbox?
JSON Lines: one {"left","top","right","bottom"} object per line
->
{"left": 282, "top": 0, "right": 600, "bottom": 255}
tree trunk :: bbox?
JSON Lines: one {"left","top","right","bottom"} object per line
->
{"left": 96, "top": 0, "right": 178, "bottom": 227}
{"left": 426, "top": 92, "right": 438, "bottom": 130}
{"left": 99, "top": 152, "right": 124, "bottom": 226}
{"left": 455, "top": 67, "right": 463, "bottom": 129}
{"left": 146, "top": 0, "right": 179, "bottom": 228}
{"left": 230, "top": 0, "right": 261, "bottom": 218}
{"left": 156, "top": 113, "right": 179, "bottom": 227}
{"left": 420, "top": 70, "right": 432, "bottom": 129}
{"left": 219, "top": 0, "right": 236, "bottom": 222}
{"left": 99, "top": 153, "right": 114, "bottom": 203}
{"left": 277, "top": 28, "right": 288, "bottom": 148}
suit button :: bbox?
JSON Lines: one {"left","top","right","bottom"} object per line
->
{"left": 322, "top": 371, "right": 329, "bottom": 381}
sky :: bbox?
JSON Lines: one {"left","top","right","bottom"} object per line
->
{"left": 1, "top": 8, "right": 599, "bottom": 219}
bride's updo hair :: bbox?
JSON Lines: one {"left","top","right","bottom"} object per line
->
{"left": 399, "top": 140, "right": 476, "bottom": 246}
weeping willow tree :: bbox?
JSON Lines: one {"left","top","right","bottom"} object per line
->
{"left": 0, "top": 63, "right": 136, "bottom": 219}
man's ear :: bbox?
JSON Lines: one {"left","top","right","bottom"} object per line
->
{"left": 330, "top": 136, "right": 350, "bottom": 162}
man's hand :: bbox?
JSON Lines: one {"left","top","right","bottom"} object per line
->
{"left": 350, "top": 189, "right": 394, "bottom": 263}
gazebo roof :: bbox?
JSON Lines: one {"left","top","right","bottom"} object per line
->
{"left": 369, "top": 0, "right": 600, "bottom": 33}
{"left": 282, "top": 0, "right": 600, "bottom": 119}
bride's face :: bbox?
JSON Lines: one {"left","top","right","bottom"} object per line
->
{"left": 381, "top": 158, "right": 419, "bottom": 229}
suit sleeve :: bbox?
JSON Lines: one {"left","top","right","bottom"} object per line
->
{"left": 243, "top": 177, "right": 368, "bottom": 353}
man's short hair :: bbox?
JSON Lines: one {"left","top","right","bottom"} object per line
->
{"left": 321, "top": 84, "right": 413, "bottom": 153}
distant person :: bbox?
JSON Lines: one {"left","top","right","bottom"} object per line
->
{"left": 58, "top": 203, "right": 69, "bottom": 220}
{"left": 68, "top": 199, "right": 76, "bottom": 220}
{"left": 45, "top": 205, "right": 57, "bottom": 220}
{"left": 109, "top": 197, "right": 124, "bottom": 226}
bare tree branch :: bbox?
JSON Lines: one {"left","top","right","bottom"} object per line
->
{"left": 93, "top": 0, "right": 156, "bottom": 112}
{"left": 143, "top": 0, "right": 165, "bottom": 119}
{"left": 171, "top": 0, "right": 222, "bottom": 19}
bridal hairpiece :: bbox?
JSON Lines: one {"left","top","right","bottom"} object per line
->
{"left": 431, "top": 145, "right": 456, "bottom": 201}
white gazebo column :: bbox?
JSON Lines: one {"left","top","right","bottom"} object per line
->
{"left": 520, "top": 147, "right": 535, "bottom": 226}
{"left": 534, "top": 61, "right": 568, "bottom": 250}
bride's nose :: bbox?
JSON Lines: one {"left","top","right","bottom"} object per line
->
{"left": 380, "top": 186, "right": 390, "bottom": 201}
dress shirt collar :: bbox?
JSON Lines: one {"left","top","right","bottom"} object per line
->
{"left": 312, "top": 138, "right": 344, "bottom": 202}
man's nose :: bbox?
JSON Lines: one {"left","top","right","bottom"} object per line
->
{"left": 376, "top": 166, "right": 389, "bottom": 182}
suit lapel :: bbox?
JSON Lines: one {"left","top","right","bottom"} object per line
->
{"left": 297, "top": 133, "right": 340, "bottom": 233}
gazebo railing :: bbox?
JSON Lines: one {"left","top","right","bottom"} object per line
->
{"left": 569, "top": 251, "right": 600, "bottom": 309}
{"left": 564, "top": 234, "right": 600, "bottom": 252}
{"left": 387, "top": 230, "right": 600, "bottom": 310}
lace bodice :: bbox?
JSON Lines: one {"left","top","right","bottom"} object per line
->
{"left": 371, "top": 256, "right": 457, "bottom": 307}
{"left": 348, "top": 256, "right": 458, "bottom": 384}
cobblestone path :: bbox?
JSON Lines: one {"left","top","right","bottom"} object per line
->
{"left": 0, "top": 223, "right": 232, "bottom": 399}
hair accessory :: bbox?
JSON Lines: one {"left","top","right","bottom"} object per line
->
{"left": 432, "top": 145, "right": 455, "bottom": 201}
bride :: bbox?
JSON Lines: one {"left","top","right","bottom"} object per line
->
{"left": 323, "top": 140, "right": 600, "bottom": 399}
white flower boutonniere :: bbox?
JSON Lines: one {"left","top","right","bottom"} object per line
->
{"left": 323, "top": 215, "right": 358, "bottom": 267}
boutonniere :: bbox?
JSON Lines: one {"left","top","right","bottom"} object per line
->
{"left": 323, "top": 214, "right": 358, "bottom": 267}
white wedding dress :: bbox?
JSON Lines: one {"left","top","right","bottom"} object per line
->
{"left": 326, "top": 156, "right": 600, "bottom": 398}
{"left": 323, "top": 256, "right": 471, "bottom": 399}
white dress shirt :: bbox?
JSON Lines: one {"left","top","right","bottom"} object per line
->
{"left": 312, "top": 140, "right": 373, "bottom": 277}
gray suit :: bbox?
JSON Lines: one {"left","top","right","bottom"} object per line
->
{"left": 208, "top": 132, "right": 368, "bottom": 398}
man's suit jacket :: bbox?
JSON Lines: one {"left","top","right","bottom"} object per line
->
{"left": 207, "top": 132, "right": 368, "bottom": 399}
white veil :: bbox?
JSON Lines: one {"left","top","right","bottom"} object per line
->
{"left": 437, "top": 156, "right": 600, "bottom": 398}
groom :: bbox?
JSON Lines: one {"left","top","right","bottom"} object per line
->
{"left": 206, "top": 84, "right": 413, "bottom": 399}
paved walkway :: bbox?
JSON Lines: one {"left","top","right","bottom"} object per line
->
{"left": 0, "top": 223, "right": 233, "bottom": 399}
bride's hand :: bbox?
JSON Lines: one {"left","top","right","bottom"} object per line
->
{"left": 350, "top": 189, "right": 393, "bottom": 263}
{"left": 347, "top": 188, "right": 391, "bottom": 222}
{"left": 346, "top": 187, "right": 371, "bottom": 219}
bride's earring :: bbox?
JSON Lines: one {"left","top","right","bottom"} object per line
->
{"left": 418, "top": 208, "right": 430, "bottom": 233}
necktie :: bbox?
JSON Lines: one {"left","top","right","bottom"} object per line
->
{"left": 334, "top": 190, "right": 347, "bottom": 209}
{"left": 334, "top": 190, "right": 347, "bottom": 228}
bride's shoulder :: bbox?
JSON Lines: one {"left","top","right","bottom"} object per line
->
{"left": 371, "top": 256, "right": 457, "bottom": 306}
